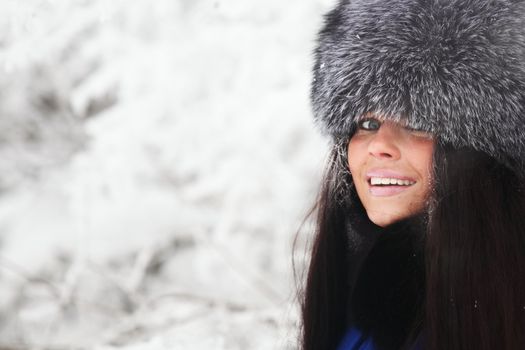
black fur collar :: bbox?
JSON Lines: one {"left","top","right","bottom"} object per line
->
{"left": 346, "top": 215, "right": 426, "bottom": 349}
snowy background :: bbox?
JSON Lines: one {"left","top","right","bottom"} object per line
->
{"left": 0, "top": 0, "right": 335, "bottom": 349}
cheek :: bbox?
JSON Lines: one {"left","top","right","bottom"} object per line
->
{"left": 412, "top": 141, "right": 434, "bottom": 189}
{"left": 347, "top": 138, "right": 369, "bottom": 204}
{"left": 347, "top": 137, "right": 365, "bottom": 175}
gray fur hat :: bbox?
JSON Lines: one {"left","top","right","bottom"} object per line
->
{"left": 312, "top": 0, "right": 525, "bottom": 172}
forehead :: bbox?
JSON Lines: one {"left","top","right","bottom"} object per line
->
{"left": 356, "top": 112, "right": 407, "bottom": 125}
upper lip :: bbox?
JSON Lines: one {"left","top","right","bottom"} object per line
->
{"left": 366, "top": 169, "right": 417, "bottom": 182}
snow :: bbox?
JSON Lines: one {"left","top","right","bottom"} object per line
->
{"left": 0, "top": 0, "right": 336, "bottom": 348}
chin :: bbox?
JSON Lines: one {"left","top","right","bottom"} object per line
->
{"left": 366, "top": 210, "right": 407, "bottom": 228}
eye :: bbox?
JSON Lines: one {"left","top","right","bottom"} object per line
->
{"left": 358, "top": 118, "right": 381, "bottom": 131}
{"left": 404, "top": 125, "right": 433, "bottom": 138}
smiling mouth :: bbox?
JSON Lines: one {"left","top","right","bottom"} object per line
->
{"left": 368, "top": 177, "right": 416, "bottom": 186}
{"left": 366, "top": 177, "right": 416, "bottom": 196}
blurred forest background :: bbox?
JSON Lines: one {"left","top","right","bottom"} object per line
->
{"left": 0, "top": 0, "right": 334, "bottom": 349}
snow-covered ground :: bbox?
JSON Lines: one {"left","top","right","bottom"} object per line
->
{"left": 0, "top": 0, "right": 335, "bottom": 348}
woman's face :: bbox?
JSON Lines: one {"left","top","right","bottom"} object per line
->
{"left": 347, "top": 116, "right": 434, "bottom": 227}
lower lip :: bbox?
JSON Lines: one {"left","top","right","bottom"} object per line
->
{"left": 368, "top": 184, "right": 414, "bottom": 197}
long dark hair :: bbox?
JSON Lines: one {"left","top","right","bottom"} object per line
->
{"left": 299, "top": 140, "right": 525, "bottom": 349}
{"left": 299, "top": 138, "right": 355, "bottom": 350}
{"left": 426, "top": 145, "right": 525, "bottom": 350}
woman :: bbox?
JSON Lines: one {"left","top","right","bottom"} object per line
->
{"left": 301, "top": 0, "right": 525, "bottom": 349}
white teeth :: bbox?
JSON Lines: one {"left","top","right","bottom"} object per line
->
{"left": 370, "top": 177, "right": 415, "bottom": 186}
{"left": 370, "top": 178, "right": 382, "bottom": 185}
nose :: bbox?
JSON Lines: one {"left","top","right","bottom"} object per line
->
{"left": 367, "top": 123, "right": 401, "bottom": 160}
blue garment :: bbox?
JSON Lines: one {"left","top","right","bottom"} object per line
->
{"left": 337, "top": 327, "right": 424, "bottom": 350}
{"left": 337, "top": 328, "right": 375, "bottom": 350}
